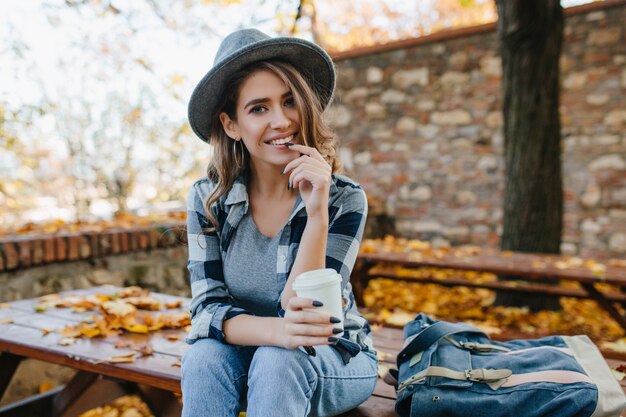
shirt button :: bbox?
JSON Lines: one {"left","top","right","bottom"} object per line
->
{"left": 280, "top": 255, "right": 287, "bottom": 262}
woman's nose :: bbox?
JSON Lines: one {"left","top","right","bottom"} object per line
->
{"left": 270, "top": 107, "right": 292, "bottom": 129}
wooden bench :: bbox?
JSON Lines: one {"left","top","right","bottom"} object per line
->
{"left": 352, "top": 247, "right": 626, "bottom": 330}
{"left": 1, "top": 286, "right": 624, "bottom": 417}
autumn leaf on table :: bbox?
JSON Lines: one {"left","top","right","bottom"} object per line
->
{"left": 80, "top": 326, "right": 101, "bottom": 338}
{"left": 119, "top": 286, "right": 150, "bottom": 299}
{"left": 58, "top": 337, "right": 76, "bottom": 346}
{"left": 101, "top": 299, "right": 137, "bottom": 317}
{"left": 123, "top": 323, "right": 149, "bottom": 334}
{"left": 33, "top": 304, "right": 49, "bottom": 313}
{"left": 165, "top": 300, "right": 183, "bottom": 309}
{"left": 100, "top": 352, "right": 136, "bottom": 363}
{"left": 123, "top": 296, "right": 162, "bottom": 311}
{"left": 0, "top": 319, "right": 14, "bottom": 324}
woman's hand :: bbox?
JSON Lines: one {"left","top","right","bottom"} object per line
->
{"left": 282, "top": 144, "right": 331, "bottom": 219}
{"left": 277, "top": 297, "right": 340, "bottom": 350}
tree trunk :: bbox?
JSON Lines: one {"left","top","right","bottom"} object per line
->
{"left": 495, "top": 0, "right": 564, "bottom": 311}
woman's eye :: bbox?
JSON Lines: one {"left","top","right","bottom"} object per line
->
{"left": 284, "top": 97, "right": 295, "bottom": 107}
{"left": 251, "top": 106, "right": 266, "bottom": 114}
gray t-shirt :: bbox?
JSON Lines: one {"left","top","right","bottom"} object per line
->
{"left": 222, "top": 212, "right": 282, "bottom": 317}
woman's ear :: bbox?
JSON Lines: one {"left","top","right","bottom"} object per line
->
{"left": 219, "top": 112, "right": 239, "bottom": 140}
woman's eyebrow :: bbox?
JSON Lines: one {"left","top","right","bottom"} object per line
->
{"left": 244, "top": 91, "right": 293, "bottom": 109}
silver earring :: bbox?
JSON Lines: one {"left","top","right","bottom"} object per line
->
{"left": 233, "top": 138, "right": 245, "bottom": 169}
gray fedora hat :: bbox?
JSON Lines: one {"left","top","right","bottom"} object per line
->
{"left": 188, "top": 28, "right": 336, "bottom": 143}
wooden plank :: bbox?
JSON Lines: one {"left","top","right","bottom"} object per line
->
{"left": 369, "top": 267, "right": 626, "bottom": 302}
{"left": 52, "top": 371, "right": 99, "bottom": 416}
{"left": 358, "top": 251, "right": 626, "bottom": 286}
{"left": 338, "top": 395, "right": 396, "bottom": 417}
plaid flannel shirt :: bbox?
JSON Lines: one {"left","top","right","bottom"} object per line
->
{"left": 185, "top": 174, "right": 375, "bottom": 364}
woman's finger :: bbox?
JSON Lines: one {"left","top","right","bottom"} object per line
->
{"left": 286, "top": 323, "right": 335, "bottom": 337}
{"left": 287, "top": 296, "right": 325, "bottom": 311}
{"left": 290, "top": 335, "right": 336, "bottom": 347}
{"left": 285, "top": 143, "right": 318, "bottom": 156}
{"left": 291, "top": 170, "right": 327, "bottom": 192}
{"left": 283, "top": 154, "right": 329, "bottom": 176}
{"left": 287, "top": 309, "right": 335, "bottom": 324}
{"left": 286, "top": 144, "right": 326, "bottom": 163}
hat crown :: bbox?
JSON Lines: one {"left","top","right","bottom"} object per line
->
{"left": 214, "top": 29, "right": 271, "bottom": 66}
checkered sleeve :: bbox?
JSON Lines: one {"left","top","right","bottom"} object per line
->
{"left": 325, "top": 185, "right": 368, "bottom": 289}
{"left": 185, "top": 182, "right": 251, "bottom": 344}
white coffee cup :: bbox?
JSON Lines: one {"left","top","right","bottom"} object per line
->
{"left": 292, "top": 268, "right": 344, "bottom": 336}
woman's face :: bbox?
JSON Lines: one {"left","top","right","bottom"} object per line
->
{"left": 222, "top": 69, "right": 302, "bottom": 170}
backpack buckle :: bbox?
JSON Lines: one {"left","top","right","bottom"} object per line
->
{"left": 465, "top": 368, "right": 512, "bottom": 382}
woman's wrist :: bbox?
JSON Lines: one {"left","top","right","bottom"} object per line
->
{"left": 305, "top": 210, "right": 329, "bottom": 225}
{"left": 270, "top": 316, "right": 285, "bottom": 348}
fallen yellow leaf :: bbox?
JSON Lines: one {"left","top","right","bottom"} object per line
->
{"left": 104, "top": 353, "right": 136, "bottom": 363}
{"left": 123, "top": 323, "right": 149, "bottom": 334}
{"left": 81, "top": 327, "right": 102, "bottom": 338}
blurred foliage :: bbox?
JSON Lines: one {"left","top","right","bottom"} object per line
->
{"left": 0, "top": 0, "right": 598, "bottom": 230}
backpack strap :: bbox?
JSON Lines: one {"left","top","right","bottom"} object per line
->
{"left": 397, "top": 366, "right": 513, "bottom": 392}
{"left": 397, "top": 320, "right": 488, "bottom": 365}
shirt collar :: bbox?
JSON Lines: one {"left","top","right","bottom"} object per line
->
{"left": 222, "top": 174, "right": 340, "bottom": 211}
{"left": 223, "top": 176, "right": 249, "bottom": 207}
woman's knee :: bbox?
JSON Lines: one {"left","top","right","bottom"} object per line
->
{"left": 182, "top": 338, "right": 245, "bottom": 380}
{"left": 248, "top": 346, "right": 316, "bottom": 386}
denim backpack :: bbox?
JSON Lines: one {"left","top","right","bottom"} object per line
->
{"left": 390, "top": 313, "right": 625, "bottom": 417}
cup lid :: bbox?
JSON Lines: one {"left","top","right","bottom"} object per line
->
{"left": 292, "top": 268, "right": 341, "bottom": 290}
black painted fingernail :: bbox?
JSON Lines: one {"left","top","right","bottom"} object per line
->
{"left": 287, "top": 182, "right": 290, "bottom": 190}
{"left": 330, "top": 317, "right": 341, "bottom": 324}
{"left": 332, "top": 328, "right": 343, "bottom": 334}
{"left": 280, "top": 168, "right": 284, "bottom": 174}
{"left": 312, "top": 300, "right": 323, "bottom": 307}
{"left": 328, "top": 337, "right": 338, "bottom": 343}
{"left": 285, "top": 143, "right": 294, "bottom": 147}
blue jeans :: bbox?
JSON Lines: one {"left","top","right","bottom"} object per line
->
{"left": 181, "top": 338, "right": 378, "bottom": 417}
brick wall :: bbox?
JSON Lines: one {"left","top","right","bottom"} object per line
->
{"left": 0, "top": 223, "right": 186, "bottom": 273}
{"left": 327, "top": 1, "right": 626, "bottom": 258}
{"left": 0, "top": 223, "right": 189, "bottom": 303}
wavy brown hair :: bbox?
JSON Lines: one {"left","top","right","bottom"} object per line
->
{"left": 204, "top": 59, "right": 341, "bottom": 229}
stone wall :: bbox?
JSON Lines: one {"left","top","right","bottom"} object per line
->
{"left": 327, "top": 1, "right": 626, "bottom": 258}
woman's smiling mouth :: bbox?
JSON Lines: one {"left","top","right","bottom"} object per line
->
{"left": 266, "top": 133, "right": 296, "bottom": 146}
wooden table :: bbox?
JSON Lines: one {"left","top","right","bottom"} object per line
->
{"left": 0, "top": 286, "right": 396, "bottom": 417}
{"left": 0, "top": 286, "right": 187, "bottom": 417}
{"left": 1, "top": 285, "right": 625, "bottom": 417}
{"left": 353, "top": 248, "right": 626, "bottom": 330}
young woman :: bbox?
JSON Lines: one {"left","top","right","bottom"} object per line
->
{"left": 182, "top": 28, "right": 378, "bottom": 417}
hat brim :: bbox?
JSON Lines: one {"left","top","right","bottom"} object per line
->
{"left": 188, "top": 37, "right": 336, "bottom": 143}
